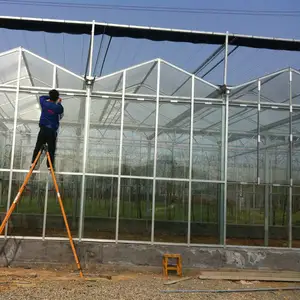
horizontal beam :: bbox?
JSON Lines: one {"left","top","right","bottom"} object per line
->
{"left": 0, "top": 16, "right": 300, "bottom": 51}
{"left": 1, "top": 117, "right": 297, "bottom": 141}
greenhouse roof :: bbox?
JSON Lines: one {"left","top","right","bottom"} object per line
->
{"left": 0, "top": 47, "right": 299, "bottom": 147}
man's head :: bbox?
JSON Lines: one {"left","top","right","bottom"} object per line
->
{"left": 49, "top": 89, "right": 59, "bottom": 102}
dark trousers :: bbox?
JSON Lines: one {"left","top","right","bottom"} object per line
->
{"left": 32, "top": 126, "right": 57, "bottom": 168}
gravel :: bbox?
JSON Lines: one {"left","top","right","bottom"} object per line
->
{"left": 0, "top": 268, "right": 300, "bottom": 300}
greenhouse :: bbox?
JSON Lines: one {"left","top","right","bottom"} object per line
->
{"left": 0, "top": 17, "right": 300, "bottom": 252}
{"left": 0, "top": 46, "right": 300, "bottom": 249}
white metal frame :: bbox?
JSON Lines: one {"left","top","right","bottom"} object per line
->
{"left": 0, "top": 30, "right": 298, "bottom": 251}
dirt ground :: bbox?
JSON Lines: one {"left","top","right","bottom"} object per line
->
{"left": 0, "top": 266, "right": 300, "bottom": 299}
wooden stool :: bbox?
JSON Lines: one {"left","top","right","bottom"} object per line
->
{"left": 162, "top": 253, "right": 182, "bottom": 277}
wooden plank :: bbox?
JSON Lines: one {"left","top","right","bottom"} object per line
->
{"left": 198, "top": 270, "right": 300, "bottom": 282}
{"left": 164, "top": 277, "right": 193, "bottom": 285}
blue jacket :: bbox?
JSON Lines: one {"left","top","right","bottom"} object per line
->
{"left": 39, "top": 95, "right": 64, "bottom": 131}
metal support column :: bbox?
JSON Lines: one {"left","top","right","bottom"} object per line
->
{"left": 220, "top": 32, "right": 229, "bottom": 246}
{"left": 115, "top": 70, "right": 126, "bottom": 243}
{"left": 187, "top": 75, "right": 195, "bottom": 245}
{"left": 5, "top": 47, "right": 22, "bottom": 237}
{"left": 78, "top": 83, "right": 92, "bottom": 241}
{"left": 264, "top": 137, "right": 270, "bottom": 246}
{"left": 257, "top": 80, "right": 261, "bottom": 185}
{"left": 222, "top": 90, "right": 229, "bottom": 245}
{"left": 288, "top": 69, "right": 293, "bottom": 248}
{"left": 151, "top": 59, "right": 161, "bottom": 244}
{"left": 78, "top": 21, "right": 95, "bottom": 241}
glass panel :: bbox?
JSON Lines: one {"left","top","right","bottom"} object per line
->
{"left": 230, "top": 81, "right": 258, "bottom": 103}
{"left": 60, "top": 95, "right": 83, "bottom": 123}
{"left": 56, "top": 96, "right": 85, "bottom": 173}
{"left": 228, "top": 106, "right": 257, "bottom": 183}
{"left": 14, "top": 92, "right": 43, "bottom": 170}
{"left": 191, "top": 182, "right": 221, "bottom": 244}
{"left": 227, "top": 183, "right": 264, "bottom": 246}
{"left": 226, "top": 183, "right": 288, "bottom": 247}
{"left": 0, "top": 91, "right": 15, "bottom": 169}
{"left": 118, "top": 178, "right": 152, "bottom": 241}
{"left": 93, "top": 72, "right": 123, "bottom": 93}
{"left": 260, "top": 108, "right": 289, "bottom": 185}
{"left": 292, "top": 111, "right": 300, "bottom": 185}
{"left": 260, "top": 71, "right": 290, "bottom": 103}
{"left": 193, "top": 104, "right": 222, "bottom": 180}
{"left": 268, "top": 186, "right": 288, "bottom": 247}
{"left": 160, "top": 61, "right": 192, "bottom": 97}
{"left": 56, "top": 68, "right": 84, "bottom": 90}
{"left": 22, "top": 51, "right": 53, "bottom": 87}
{"left": 292, "top": 186, "right": 300, "bottom": 248}
{"left": 157, "top": 102, "right": 190, "bottom": 179}
{"left": 122, "top": 99, "right": 155, "bottom": 177}
{"left": 125, "top": 61, "right": 157, "bottom": 95}
{"left": 194, "top": 77, "right": 219, "bottom": 99}
{"left": 87, "top": 96, "right": 121, "bottom": 174}
{"left": 292, "top": 72, "right": 300, "bottom": 105}
{"left": 83, "top": 175, "right": 118, "bottom": 239}
{"left": 0, "top": 50, "right": 20, "bottom": 86}
{"left": 0, "top": 91, "right": 16, "bottom": 123}
{"left": 45, "top": 174, "right": 81, "bottom": 238}
{"left": 0, "top": 171, "right": 9, "bottom": 213}
{"left": 0, "top": 133, "right": 7, "bottom": 168}
{"left": 154, "top": 180, "right": 188, "bottom": 243}
{"left": 6, "top": 172, "right": 46, "bottom": 237}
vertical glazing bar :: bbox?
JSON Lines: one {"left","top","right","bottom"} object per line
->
{"left": 221, "top": 32, "right": 229, "bottom": 246}
{"left": 223, "top": 91, "right": 229, "bottom": 246}
{"left": 78, "top": 22, "right": 95, "bottom": 240}
{"left": 289, "top": 69, "right": 293, "bottom": 248}
{"left": 52, "top": 65, "right": 57, "bottom": 88}
{"left": 151, "top": 59, "right": 161, "bottom": 244}
{"left": 264, "top": 137, "right": 269, "bottom": 246}
{"left": 78, "top": 84, "right": 91, "bottom": 241}
{"left": 5, "top": 47, "right": 22, "bottom": 237}
{"left": 88, "top": 21, "right": 95, "bottom": 78}
{"left": 42, "top": 177, "right": 49, "bottom": 240}
{"left": 257, "top": 80, "right": 261, "bottom": 184}
{"left": 115, "top": 70, "right": 126, "bottom": 243}
{"left": 187, "top": 75, "right": 195, "bottom": 245}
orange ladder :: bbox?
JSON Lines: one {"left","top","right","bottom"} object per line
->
{"left": 0, "top": 144, "right": 84, "bottom": 278}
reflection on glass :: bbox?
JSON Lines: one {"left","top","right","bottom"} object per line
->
{"left": 154, "top": 180, "right": 188, "bottom": 243}
{"left": 118, "top": 178, "right": 152, "bottom": 241}
{"left": 45, "top": 174, "right": 81, "bottom": 238}
{"left": 193, "top": 105, "right": 222, "bottom": 180}
{"left": 122, "top": 100, "right": 155, "bottom": 177}
{"left": 6, "top": 172, "right": 47, "bottom": 237}
{"left": 83, "top": 176, "right": 118, "bottom": 239}
{"left": 190, "top": 182, "right": 221, "bottom": 245}
{"left": 157, "top": 102, "right": 190, "bottom": 179}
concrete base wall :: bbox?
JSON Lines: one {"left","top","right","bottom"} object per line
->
{"left": 1, "top": 238, "right": 300, "bottom": 272}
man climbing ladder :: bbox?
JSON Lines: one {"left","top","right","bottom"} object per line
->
{"left": 0, "top": 89, "right": 83, "bottom": 278}
{"left": 31, "top": 89, "right": 63, "bottom": 171}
